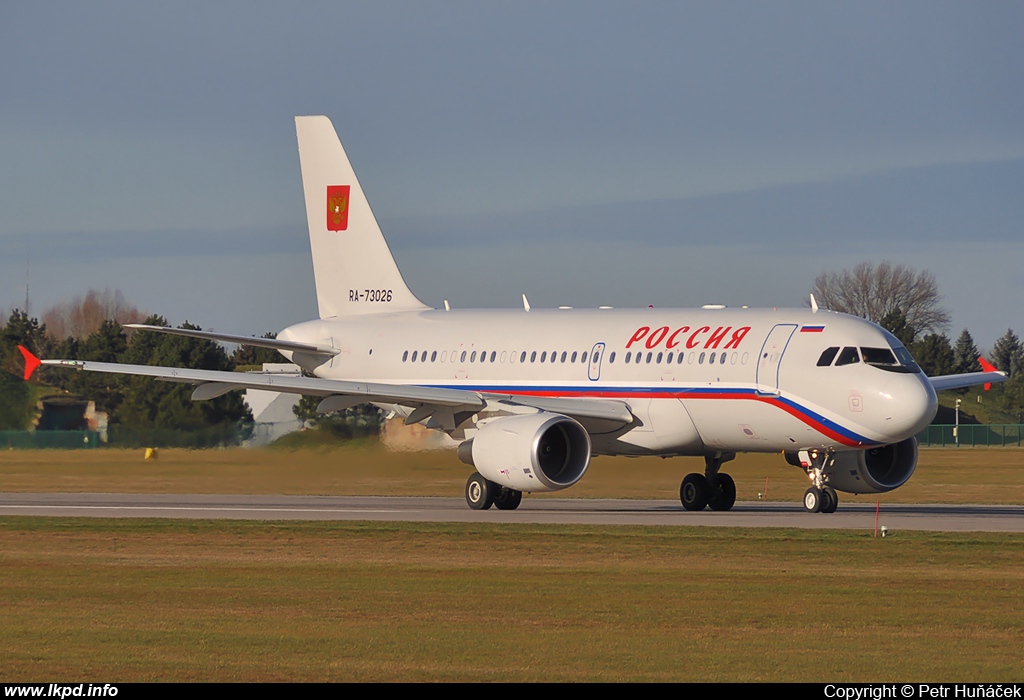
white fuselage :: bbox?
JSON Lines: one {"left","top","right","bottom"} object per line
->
{"left": 277, "top": 306, "right": 938, "bottom": 457}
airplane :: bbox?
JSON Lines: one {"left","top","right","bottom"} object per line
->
{"left": 20, "top": 115, "right": 1008, "bottom": 514}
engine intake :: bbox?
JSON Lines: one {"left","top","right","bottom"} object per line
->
{"left": 458, "top": 413, "right": 592, "bottom": 492}
{"left": 822, "top": 436, "right": 919, "bottom": 494}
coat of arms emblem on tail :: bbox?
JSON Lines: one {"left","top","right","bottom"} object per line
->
{"left": 326, "top": 185, "right": 350, "bottom": 231}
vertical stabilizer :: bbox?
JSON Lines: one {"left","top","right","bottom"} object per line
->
{"left": 295, "top": 115, "right": 428, "bottom": 318}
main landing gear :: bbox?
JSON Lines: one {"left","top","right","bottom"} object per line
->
{"left": 798, "top": 449, "right": 838, "bottom": 514}
{"left": 680, "top": 452, "right": 737, "bottom": 512}
{"left": 465, "top": 473, "right": 523, "bottom": 511}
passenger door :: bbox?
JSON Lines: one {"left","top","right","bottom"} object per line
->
{"left": 756, "top": 324, "right": 797, "bottom": 394}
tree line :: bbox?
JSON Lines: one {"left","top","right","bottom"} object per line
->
{"left": 0, "top": 308, "right": 262, "bottom": 431}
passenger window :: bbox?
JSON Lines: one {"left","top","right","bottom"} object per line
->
{"left": 698, "top": 352, "right": 705, "bottom": 364}
{"left": 720, "top": 352, "right": 726, "bottom": 365}
{"left": 460, "top": 351, "right": 467, "bottom": 363}
{"left": 490, "top": 351, "right": 496, "bottom": 362}
{"left": 411, "top": 351, "right": 418, "bottom": 362}
{"left": 571, "top": 351, "right": 577, "bottom": 363}
{"left": 666, "top": 352, "right": 673, "bottom": 364}
{"left": 402, "top": 351, "right": 408, "bottom": 362}
{"left": 656, "top": 352, "right": 663, "bottom": 364}
{"left": 835, "top": 347, "right": 860, "bottom": 366}
{"left": 521, "top": 351, "right": 527, "bottom": 363}
{"left": 646, "top": 352, "right": 652, "bottom": 364}
{"left": 421, "top": 351, "right": 427, "bottom": 362}
{"left": 609, "top": 352, "right": 616, "bottom": 363}
{"left": 431, "top": 351, "right": 437, "bottom": 362}
{"left": 560, "top": 351, "right": 567, "bottom": 363}
{"left": 709, "top": 352, "right": 716, "bottom": 364}
{"left": 550, "top": 350, "right": 556, "bottom": 363}
{"left": 581, "top": 352, "right": 588, "bottom": 364}
{"left": 470, "top": 351, "right": 477, "bottom": 362}
{"left": 625, "top": 352, "right": 632, "bottom": 363}
{"left": 530, "top": 351, "right": 537, "bottom": 363}
{"left": 817, "top": 347, "right": 840, "bottom": 367}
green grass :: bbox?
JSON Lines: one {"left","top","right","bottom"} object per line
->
{"left": 2, "top": 443, "right": 1022, "bottom": 504}
{"left": 1, "top": 517, "right": 1021, "bottom": 681}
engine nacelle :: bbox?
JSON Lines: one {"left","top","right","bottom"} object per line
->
{"left": 822, "top": 437, "right": 919, "bottom": 494}
{"left": 458, "top": 413, "right": 592, "bottom": 492}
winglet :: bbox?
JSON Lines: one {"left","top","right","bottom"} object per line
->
{"left": 978, "top": 356, "right": 998, "bottom": 391}
{"left": 18, "top": 345, "right": 42, "bottom": 381}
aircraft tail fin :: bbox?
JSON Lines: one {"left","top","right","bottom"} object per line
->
{"left": 295, "top": 115, "right": 428, "bottom": 318}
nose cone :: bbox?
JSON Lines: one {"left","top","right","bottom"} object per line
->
{"left": 876, "top": 373, "right": 938, "bottom": 441}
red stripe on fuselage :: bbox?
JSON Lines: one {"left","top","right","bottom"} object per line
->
{"left": 479, "top": 387, "right": 865, "bottom": 447}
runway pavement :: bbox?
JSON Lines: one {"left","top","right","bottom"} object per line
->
{"left": 1, "top": 492, "right": 1022, "bottom": 531}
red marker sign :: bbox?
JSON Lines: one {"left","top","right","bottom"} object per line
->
{"left": 326, "top": 185, "right": 351, "bottom": 231}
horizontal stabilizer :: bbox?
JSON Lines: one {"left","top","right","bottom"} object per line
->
{"left": 124, "top": 324, "right": 339, "bottom": 356}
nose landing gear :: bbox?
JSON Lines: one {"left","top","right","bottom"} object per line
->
{"left": 797, "top": 450, "right": 839, "bottom": 514}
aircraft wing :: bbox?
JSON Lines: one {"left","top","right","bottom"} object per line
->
{"left": 39, "top": 357, "right": 485, "bottom": 409}
{"left": 928, "top": 371, "right": 1007, "bottom": 392}
{"left": 484, "top": 394, "right": 634, "bottom": 424}
{"left": 29, "top": 351, "right": 634, "bottom": 428}
{"left": 123, "top": 324, "right": 339, "bottom": 357}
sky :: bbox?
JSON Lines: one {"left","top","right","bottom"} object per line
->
{"left": 1, "top": 1, "right": 1022, "bottom": 351}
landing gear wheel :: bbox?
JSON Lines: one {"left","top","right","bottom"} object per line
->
{"left": 680, "top": 473, "right": 710, "bottom": 511}
{"left": 465, "top": 473, "right": 496, "bottom": 510}
{"left": 708, "top": 472, "right": 737, "bottom": 511}
{"left": 820, "top": 486, "right": 838, "bottom": 514}
{"left": 803, "top": 487, "right": 822, "bottom": 513}
{"left": 494, "top": 487, "right": 523, "bottom": 511}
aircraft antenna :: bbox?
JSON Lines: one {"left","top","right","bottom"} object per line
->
{"left": 444, "top": 300, "right": 451, "bottom": 311}
{"left": 522, "top": 294, "right": 531, "bottom": 312}
{"left": 810, "top": 294, "right": 819, "bottom": 313}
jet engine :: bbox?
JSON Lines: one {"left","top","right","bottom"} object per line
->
{"left": 458, "top": 413, "right": 591, "bottom": 492}
{"left": 821, "top": 437, "right": 919, "bottom": 494}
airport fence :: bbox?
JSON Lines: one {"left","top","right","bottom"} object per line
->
{"left": 916, "top": 424, "right": 1023, "bottom": 447}
{"left": 1, "top": 423, "right": 254, "bottom": 450}
{"left": 1, "top": 430, "right": 102, "bottom": 449}
{"left": 106, "top": 423, "right": 254, "bottom": 449}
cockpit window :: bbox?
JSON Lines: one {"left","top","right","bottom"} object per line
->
{"left": 893, "top": 346, "right": 919, "bottom": 369}
{"left": 835, "top": 347, "right": 860, "bottom": 366}
{"left": 865, "top": 344, "right": 922, "bottom": 373}
{"left": 861, "top": 347, "right": 898, "bottom": 365}
{"left": 817, "top": 347, "right": 840, "bottom": 367}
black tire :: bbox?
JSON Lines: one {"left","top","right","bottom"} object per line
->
{"left": 465, "top": 473, "right": 495, "bottom": 510}
{"left": 820, "top": 486, "right": 838, "bottom": 514}
{"left": 803, "top": 487, "right": 822, "bottom": 513}
{"left": 494, "top": 487, "right": 523, "bottom": 511}
{"left": 708, "top": 472, "right": 737, "bottom": 511}
{"left": 680, "top": 473, "right": 710, "bottom": 511}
